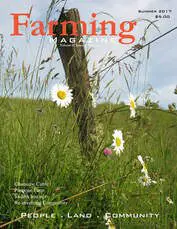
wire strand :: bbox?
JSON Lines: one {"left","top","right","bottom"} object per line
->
{"left": 97, "top": 26, "right": 177, "bottom": 74}
{"left": 63, "top": 0, "right": 68, "bottom": 9}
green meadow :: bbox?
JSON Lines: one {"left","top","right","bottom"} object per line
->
{"left": 0, "top": 97, "right": 176, "bottom": 228}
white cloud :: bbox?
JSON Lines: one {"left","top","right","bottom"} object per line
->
{"left": 155, "top": 84, "right": 177, "bottom": 107}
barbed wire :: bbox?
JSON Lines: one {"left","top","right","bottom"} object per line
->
{"left": 97, "top": 26, "right": 177, "bottom": 75}
{"left": 63, "top": 0, "right": 68, "bottom": 8}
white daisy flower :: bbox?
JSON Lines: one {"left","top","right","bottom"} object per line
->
{"left": 166, "top": 197, "right": 174, "bottom": 205}
{"left": 137, "top": 155, "right": 148, "bottom": 176}
{"left": 129, "top": 94, "right": 136, "bottom": 118}
{"left": 112, "top": 130, "right": 125, "bottom": 156}
{"left": 137, "top": 155, "right": 144, "bottom": 165}
{"left": 138, "top": 175, "right": 157, "bottom": 187}
{"left": 51, "top": 84, "right": 73, "bottom": 108}
{"left": 105, "top": 219, "right": 116, "bottom": 229}
{"left": 137, "top": 155, "right": 157, "bottom": 187}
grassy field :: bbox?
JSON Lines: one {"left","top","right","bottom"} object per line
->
{"left": 0, "top": 97, "right": 176, "bottom": 228}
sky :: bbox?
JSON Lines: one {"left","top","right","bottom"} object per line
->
{"left": 0, "top": 0, "right": 177, "bottom": 107}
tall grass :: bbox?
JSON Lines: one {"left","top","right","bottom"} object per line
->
{"left": 0, "top": 2, "right": 177, "bottom": 229}
{"left": 0, "top": 98, "right": 176, "bottom": 228}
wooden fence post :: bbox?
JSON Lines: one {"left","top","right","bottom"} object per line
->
{"left": 53, "top": 8, "right": 98, "bottom": 160}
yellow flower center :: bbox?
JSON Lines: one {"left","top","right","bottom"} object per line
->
{"left": 116, "top": 137, "right": 121, "bottom": 147}
{"left": 143, "top": 176, "right": 148, "bottom": 182}
{"left": 130, "top": 99, "right": 135, "bottom": 109}
{"left": 57, "top": 90, "right": 66, "bottom": 100}
{"left": 143, "top": 165, "right": 148, "bottom": 174}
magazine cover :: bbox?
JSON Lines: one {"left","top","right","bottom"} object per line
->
{"left": 0, "top": 0, "right": 177, "bottom": 228}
